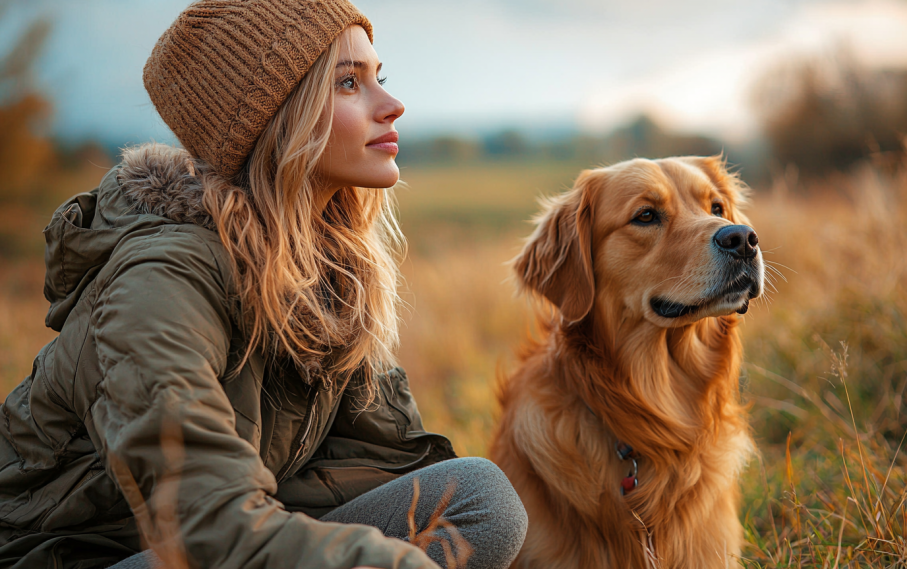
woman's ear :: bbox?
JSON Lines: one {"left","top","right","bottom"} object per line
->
{"left": 513, "top": 172, "right": 596, "bottom": 324}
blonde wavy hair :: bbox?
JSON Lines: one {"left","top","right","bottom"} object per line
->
{"left": 195, "top": 36, "right": 404, "bottom": 399}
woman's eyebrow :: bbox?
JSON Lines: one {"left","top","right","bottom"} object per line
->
{"left": 335, "top": 60, "right": 383, "bottom": 72}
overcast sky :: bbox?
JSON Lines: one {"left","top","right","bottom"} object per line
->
{"left": 2, "top": 0, "right": 907, "bottom": 146}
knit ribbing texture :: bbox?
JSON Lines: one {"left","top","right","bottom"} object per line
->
{"left": 144, "top": 0, "right": 373, "bottom": 178}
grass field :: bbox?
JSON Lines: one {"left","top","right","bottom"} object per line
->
{"left": 396, "top": 159, "right": 907, "bottom": 567}
{"left": 0, "top": 156, "right": 904, "bottom": 566}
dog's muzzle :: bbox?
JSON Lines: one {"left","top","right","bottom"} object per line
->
{"left": 652, "top": 224, "right": 762, "bottom": 319}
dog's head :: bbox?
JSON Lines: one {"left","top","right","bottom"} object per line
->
{"left": 514, "top": 156, "right": 763, "bottom": 327}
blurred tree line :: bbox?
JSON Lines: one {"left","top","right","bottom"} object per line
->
{"left": 753, "top": 49, "right": 907, "bottom": 178}
{"left": 400, "top": 49, "right": 907, "bottom": 186}
{"left": 397, "top": 115, "right": 725, "bottom": 170}
{"left": 0, "top": 12, "right": 54, "bottom": 202}
{"left": 0, "top": 7, "right": 111, "bottom": 257}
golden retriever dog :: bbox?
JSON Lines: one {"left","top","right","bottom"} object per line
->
{"left": 489, "top": 156, "right": 763, "bottom": 568}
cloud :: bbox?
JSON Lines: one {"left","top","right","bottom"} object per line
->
{"left": 3, "top": 0, "right": 901, "bottom": 143}
{"left": 577, "top": 0, "right": 907, "bottom": 139}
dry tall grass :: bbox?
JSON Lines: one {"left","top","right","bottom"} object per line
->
{"left": 734, "top": 164, "right": 907, "bottom": 567}
{"left": 0, "top": 156, "right": 904, "bottom": 566}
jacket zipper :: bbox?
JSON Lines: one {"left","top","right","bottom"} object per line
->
{"left": 275, "top": 399, "right": 317, "bottom": 483}
{"left": 74, "top": 465, "right": 104, "bottom": 491}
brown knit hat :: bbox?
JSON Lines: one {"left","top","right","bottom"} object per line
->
{"left": 144, "top": 0, "right": 373, "bottom": 178}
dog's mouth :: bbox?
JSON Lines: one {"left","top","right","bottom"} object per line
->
{"left": 651, "top": 275, "right": 759, "bottom": 319}
{"left": 650, "top": 297, "right": 700, "bottom": 319}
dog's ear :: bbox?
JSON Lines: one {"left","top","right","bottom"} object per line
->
{"left": 514, "top": 171, "right": 596, "bottom": 323}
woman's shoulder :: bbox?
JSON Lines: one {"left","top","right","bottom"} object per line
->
{"left": 43, "top": 144, "right": 236, "bottom": 330}
{"left": 99, "top": 143, "right": 232, "bottom": 285}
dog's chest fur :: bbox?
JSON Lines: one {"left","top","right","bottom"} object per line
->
{"left": 491, "top": 319, "right": 754, "bottom": 569}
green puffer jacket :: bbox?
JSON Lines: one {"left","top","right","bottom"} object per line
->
{"left": 0, "top": 144, "right": 456, "bottom": 569}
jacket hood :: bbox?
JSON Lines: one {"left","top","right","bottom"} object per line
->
{"left": 42, "top": 143, "right": 217, "bottom": 331}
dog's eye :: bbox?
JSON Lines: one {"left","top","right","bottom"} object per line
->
{"left": 711, "top": 203, "right": 724, "bottom": 217}
{"left": 633, "top": 209, "right": 658, "bottom": 225}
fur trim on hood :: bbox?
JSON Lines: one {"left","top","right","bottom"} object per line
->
{"left": 117, "top": 143, "right": 217, "bottom": 231}
{"left": 42, "top": 143, "right": 226, "bottom": 332}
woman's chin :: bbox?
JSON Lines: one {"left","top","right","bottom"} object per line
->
{"left": 323, "top": 161, "right": 400, "bottom": 190}
{"left": 356, "top": 166, "right": 400, "bottom": 189}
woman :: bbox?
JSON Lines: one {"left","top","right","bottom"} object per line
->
{"left": 0, "top": 1, "right": 527, "bottom": 568}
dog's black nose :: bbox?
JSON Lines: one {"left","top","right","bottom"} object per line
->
{"left": 713, "top": 225, "right": 759, "bottom": 259}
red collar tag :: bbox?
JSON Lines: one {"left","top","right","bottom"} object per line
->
{"left": 621, "top": 474, "right": 638, "bottom": 494}
{"left": 615, "top": 442, "right": 639, "bottom": 495}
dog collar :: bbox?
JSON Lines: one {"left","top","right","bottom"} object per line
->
{"left": 616, "top": 441, "right": 639, "bottom": 495}
{"left": 584, "top": 401, "right": 640, "bottom": 495}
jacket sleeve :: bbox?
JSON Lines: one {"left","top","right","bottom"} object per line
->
{"left": 88, "top": 230, "right": 437, "bottom": 569}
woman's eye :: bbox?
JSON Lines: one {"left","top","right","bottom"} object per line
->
{"left": 633, "top": 209, "right": 657, "bottom": 225}
{"left": 711, "top": 203, "right": 724, "bottom": 217}
{"left": 337, "top": 75, "right": 357, "bottom": 89}
{"left": 377, "top": 75, "right": 387, "bottom": 86}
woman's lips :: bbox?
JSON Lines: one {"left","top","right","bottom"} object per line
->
{"left": 366, "top": 131, "right": 399, "bottom": 154}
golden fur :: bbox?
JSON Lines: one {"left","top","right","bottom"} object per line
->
{"left": 489, "top": 156, "right": 762, "bottom": 568}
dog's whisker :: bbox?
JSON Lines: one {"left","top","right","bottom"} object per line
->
{"left": 664, "top": 272, "right": 700, "bottom": 301}
{"left": 764, "top": 260, "right": 795, "bottom": 277}
{"left": 762, "top": 271, "right": 780, "bottom": 293}
{"left": 664, "top": 276, "right": 693, "bottom": 299}
{"left": 653, "top": 274, "right": 686, "bottom": 288}
{"left": 666, "top": 264, "right": 715, "bottom": 300}
{"left": 764, "top": 266, "right": 787, "bottom": 285}
{"left": 662, "top": 275, "right": 691, "bottom": 299}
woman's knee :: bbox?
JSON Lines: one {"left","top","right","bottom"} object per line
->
{"left": 442, "top": 457, "right": 529, "bottom": 553}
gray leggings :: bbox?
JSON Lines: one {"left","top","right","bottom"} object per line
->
{"left": 108, "top": 457, "right": 527, "bottom": 569}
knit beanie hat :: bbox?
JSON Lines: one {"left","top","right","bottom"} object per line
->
{"left": 144, "top": 0, "right": 373, "bottom": 178}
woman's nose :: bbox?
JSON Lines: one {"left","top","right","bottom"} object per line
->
{"left": 380, "top": 94, "right": 404, "bottom": 122}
